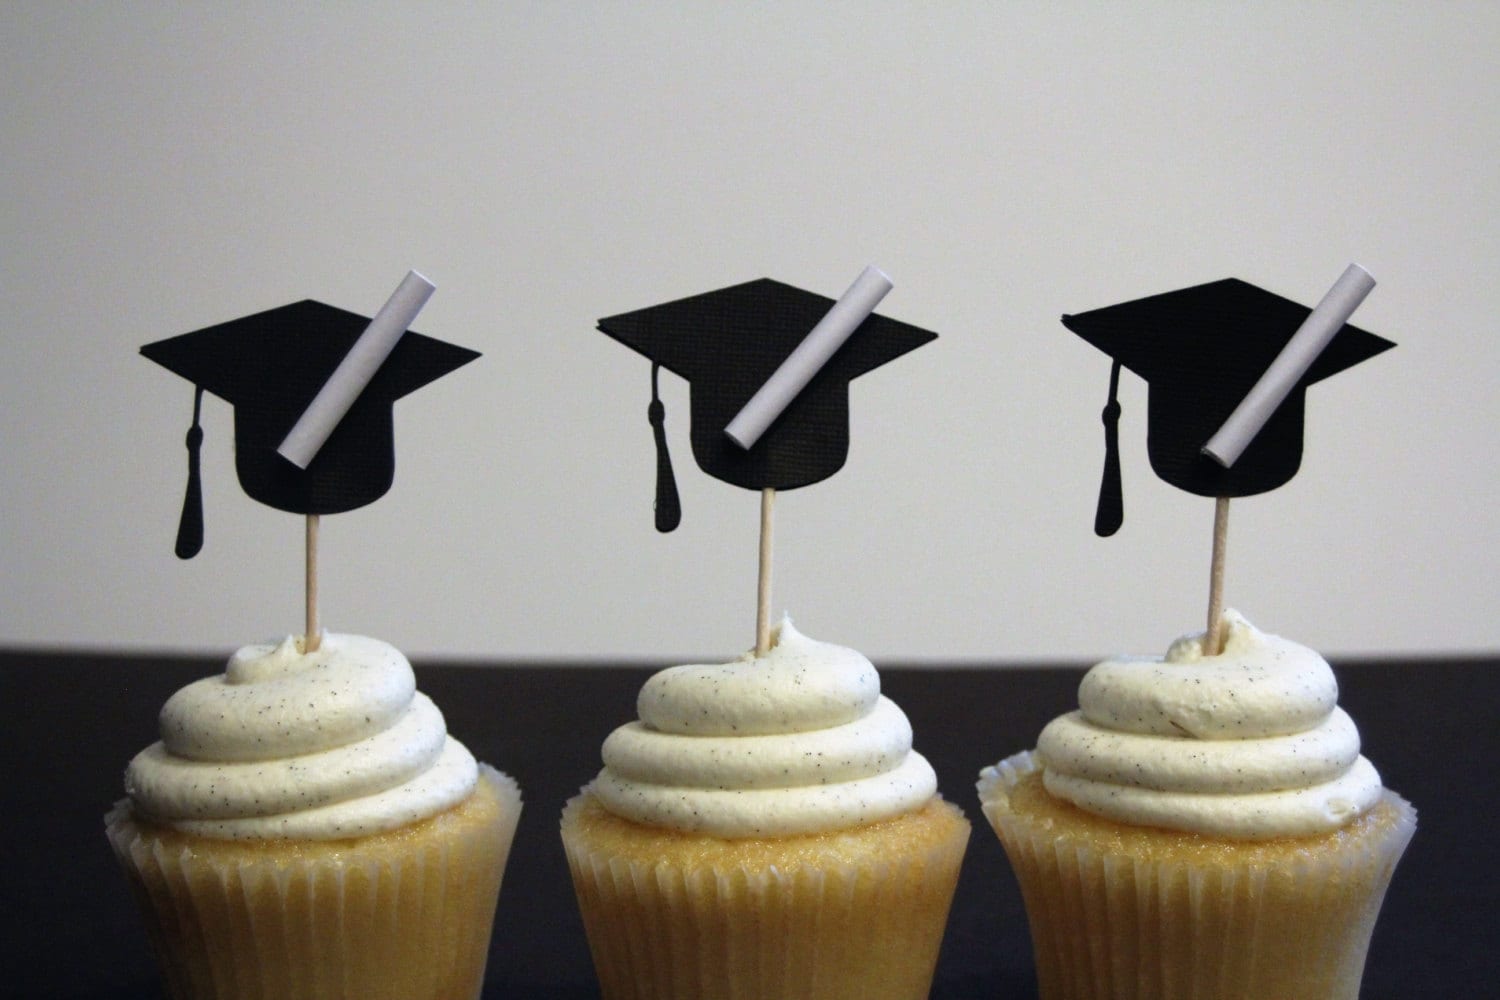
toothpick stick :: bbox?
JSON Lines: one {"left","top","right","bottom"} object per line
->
{"left": 305, "top": 513, "right": 321, "bottom": 653}
{"left": 756, "top": 487, "right": 775, "bottom": 655}
{"left": 1205, "top": 497, "right": 1229, "bottom": 655}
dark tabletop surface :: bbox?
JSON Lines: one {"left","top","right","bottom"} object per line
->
{"left": 1, "top": 648, "right": 1493, "bottom": 999}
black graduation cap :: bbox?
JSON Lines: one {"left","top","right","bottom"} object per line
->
{"left": 1063, "top": 277, "right": 1395, "bottom": 535}
{"left": 598, "top": 277, "right": 937, "bottom": 531}
{"left": 141, "top": 299, "right": 479, "bottom": 557}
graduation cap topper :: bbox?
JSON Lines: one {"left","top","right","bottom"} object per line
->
{"left": 1064, "top": 263, "right": 1395, "bottom": 652}
{"left": 1065, "top": 264, "right": 1395, "bottom": 532}
{"left": 598, "top": 267, "right": 937, "bottom": 528}
{"left": 141, "top": 271, "right": 479, "bottom": 560}
{"left": 598, "top": 266, "right": 938, "bottom": 653}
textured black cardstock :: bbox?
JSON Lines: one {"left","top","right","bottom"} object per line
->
{"left": 141, "top": 299, "right": 479, "bottom": 555}
{"left": 1063, "top": 277, "right": 1394, "bottom": 534}
{"left": 598, "top": 277, "right": 938, "bottom": 530}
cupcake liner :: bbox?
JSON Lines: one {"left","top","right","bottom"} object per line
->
{"left": 561, "top": 792, "right": 969, "bottom": 1000}
{"left": 979, "top": 752, "right": 1416, "bottom": 1000}
{"left": 106, "top": 765, "right": 522, "bottom": 1000}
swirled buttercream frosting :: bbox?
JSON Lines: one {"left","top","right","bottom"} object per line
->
{"left": 125, "top": 633, "right": 479, "bottom": 840}
{"left": 1036, "top": 610, "right": 1383, "bottom": 839}
{"left": 590, "top": 619, "right": 938, "bottom": 837}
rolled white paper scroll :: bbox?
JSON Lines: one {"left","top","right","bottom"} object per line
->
{"left": 278, "top": 270, "right": 436, "bottom": 469}
{"left": 1202, "top": 263, "right": 1376, "bottom": 469}
{"left": 724, "top": 265, "right": 893, "bottom": 450}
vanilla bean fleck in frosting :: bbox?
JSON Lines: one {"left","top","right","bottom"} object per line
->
{"left": 125, "top": 633, "right": 478, "bottom": 840}
{"left": 1036, "top": 610, "right": 1383, "bottom": 839}
{"left": 590, "top": 619, "right": 937, "bottom": 837}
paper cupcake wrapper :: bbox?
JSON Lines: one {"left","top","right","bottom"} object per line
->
{"left": 979, "top": 751, "right": 1416, "bottom": 1000}
{"left": 561, "top": 794, "right": 969, "bottom": 1000}
{"left": 106, "top": 765, "right": 522, "bottom": 1000}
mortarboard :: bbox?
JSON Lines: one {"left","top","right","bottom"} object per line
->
{"left": 1063, "top": 276, "right": 1395, "bottom": 534}
{"left": 141, "top": 299, "right": 479, "bottom": 556}
{"left": 598, "top": 276, "right": 938, "bottom": 530}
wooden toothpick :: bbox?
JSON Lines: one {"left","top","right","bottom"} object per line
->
{"left": 1205, "top": 497, "right": 1229, "bottom": 655}
{"left": 756, "top": 488, "right": 775, "bottom": 656}
{"left": 305, "top": 513, "right": 321, "bottom": 653}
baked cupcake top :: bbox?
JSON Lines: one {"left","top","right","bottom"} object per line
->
{"left": 590, "top": 618, "right": 937, "bottom": 837}
{"left": 125, "top": 632, "right": 478, "bottom": 840}
{"left": 1036, "top": 610, "right": 1383, "bottom": 839}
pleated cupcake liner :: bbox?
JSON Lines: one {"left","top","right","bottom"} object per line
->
{"left": 978, "top": 751, "right": 1416, "bottom": 1000}
{"left": 106, "top": 765, "right": 522, "bottom": 1000}
{"left": 560, "top": 794, "right": 970, "bottom": 1000}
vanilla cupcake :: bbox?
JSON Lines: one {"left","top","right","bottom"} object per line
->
{"left": 978, "top": 611, "right": 1415, "bottom": 1000}
{"left": 561, "top": 619, "right": 969, "bottom": 1000}
{"left": 106, "top": 632, "right": 522, "bottom": 1000}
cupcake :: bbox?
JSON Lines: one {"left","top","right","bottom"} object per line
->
{"left": 978, "top": 610, "right": 1415, "bottom": 1000}
{"left": 561, "top": 618, "right": 970, "bottom": 1000}
{"left": 106, "top": 632, "right": 523, "bottom": 1000}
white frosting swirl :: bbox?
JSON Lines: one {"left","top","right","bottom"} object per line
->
{"left": 590, "top": 619, "right": 938, "bottom": 837}
{"left": 1037, "top": 611, "right": 1383, "bottom": 839}
{"left": 1044, "top": 614, "right": 1380, "bottom": 839}
{"left": 125, "top": 633, "right": 479, "bottom": 840}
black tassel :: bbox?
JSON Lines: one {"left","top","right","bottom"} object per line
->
{"left": 649, "top": 364, "right": 681, "bottom": 532}
{"left": 175, "top": 387, "right": 205, "bottom": 558}
{"left": 1095, "top": 360, "right": 1124, "bottom": 537}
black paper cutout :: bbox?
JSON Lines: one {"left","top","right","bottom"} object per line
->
{"left": 598, "top": 277, "right": 937, "bottom": 527}
{"left": 1095, "top": 360, "right": 1125, "bottom": 537}
{"left": 1062, "top": 277, "right": 1394, "bottom": 531}
{"left": 175, "top": 386, "right": 206, "bottom": 558}
{"left": 141, "top": 300, "right": 479, "bottom": 553}
{"left": 648, "top": 363, "right": 682, "bottom": 532}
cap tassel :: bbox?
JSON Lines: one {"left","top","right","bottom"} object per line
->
{"left": 649, "top": 364, "right": 681, "bottom": 532}
{"left": 1095, "top": 360, "right": 1124, "bottom": 537}
{"left": 175, "top": 386, "right": 206, "bottom": 559}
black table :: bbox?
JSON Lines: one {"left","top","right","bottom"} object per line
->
{"left": 2, "top": 649, "right": 1491, "bottom": 998}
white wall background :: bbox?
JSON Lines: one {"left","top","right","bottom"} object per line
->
{"left": 3, "top": 3, "right": 1496, "bottom": 664}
